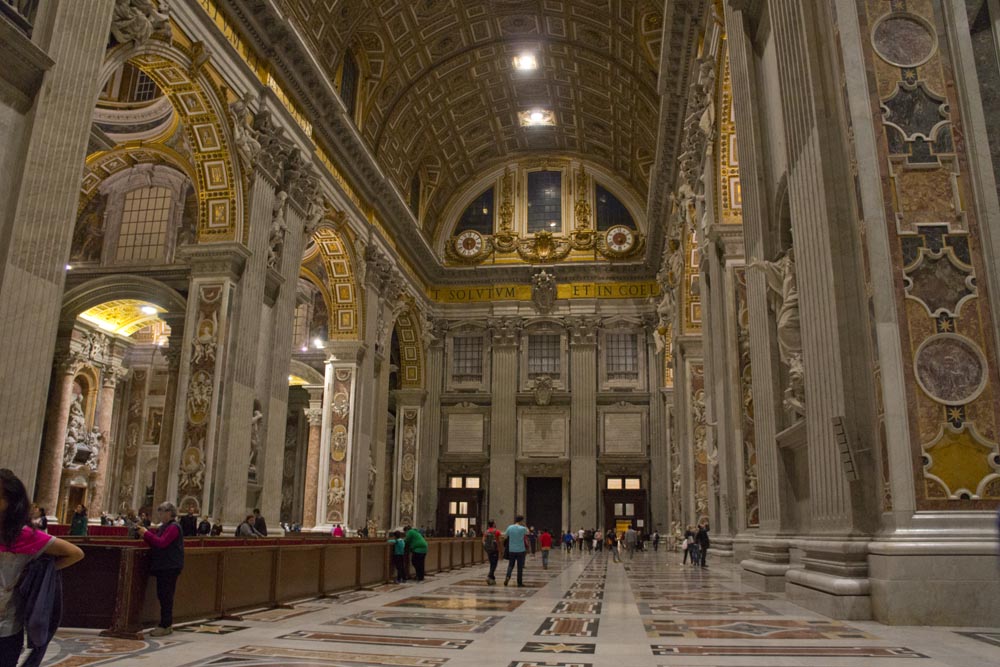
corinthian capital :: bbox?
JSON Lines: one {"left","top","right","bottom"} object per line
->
{"left": 488, "top": 316, "right": 523, "bottom": 347}
{"left": 564, "top": 315, "right": 601, "bottom": 346}
{"left": 304, "top": 407, "right": 323, "bottom": 427}
{"left": 55, "top": 349, "right": 88, "bottom": 376}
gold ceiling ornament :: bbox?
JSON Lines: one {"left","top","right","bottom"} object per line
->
{"left": 516, "top": 231, "right": 572, "bottom": 263}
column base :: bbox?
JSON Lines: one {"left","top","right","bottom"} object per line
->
{"left": 869, "top": 538, "right": 1000, "bottom": 626}
{"left": 740, "top": 538, "right": 791, "bottom": 592}
{"left": 785, "top": 569, "right": 871, "bottom": 620}
{"left": 709, "top": 535, "right": 734, "bottom": 562}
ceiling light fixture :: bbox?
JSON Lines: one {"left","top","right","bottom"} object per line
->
{"left": 313, "top": 338, "right": 324, "bottom": 349}
{"left": 519, "top": 109, "right": 555, "bottom": 127}
{"left": 140, "top": 305, "right": 159, "bottom": 315}
{"left": 513, "top": 53, "right": 537, "bottom": 70}
{"left": 65, "top": 265, "right": 72, "bottom": 271}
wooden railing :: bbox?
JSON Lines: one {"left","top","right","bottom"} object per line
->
{"left": 61, "top": 537, "right": 484, "bottom": 638}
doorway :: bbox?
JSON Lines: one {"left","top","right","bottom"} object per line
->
{"left": 525, "top": 477, "right": 562, "bottom": 534}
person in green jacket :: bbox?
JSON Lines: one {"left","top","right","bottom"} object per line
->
{"left": 403, "top": 525, "right": 428, "bottom": 581}
{"left": 69, "top": 504, "right": 88, "bottom": 536}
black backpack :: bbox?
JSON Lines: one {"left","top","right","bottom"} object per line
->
{"left": 483, "top": 530, "right": 498, "bottom": 553}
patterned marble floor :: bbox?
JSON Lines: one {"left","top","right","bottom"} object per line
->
{"left": 39, "top": 549, "right": 1000, "bottom": 666}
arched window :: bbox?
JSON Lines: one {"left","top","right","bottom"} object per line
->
{"left": 116, "top": 185, "right": 172, "bottom": 262}
{"left": 595, "top": 184, "right": 635, "bottom": 230}
{"left": 526, "top": 170, "right": 561, "bottom": 233}
{"left": 456, "top": 187, "right": 494, "bottom": 234}
{"left": 340, "top": 51, "right": 360, "bottom": 119}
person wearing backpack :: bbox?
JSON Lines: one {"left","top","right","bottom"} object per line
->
{"left": 482, "top": 519, "right": 501, "bottom": 584}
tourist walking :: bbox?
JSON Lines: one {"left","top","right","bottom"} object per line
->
{"left": 404, "top": 525, "right": 428, "bottom": 581}
{"left": 562, "top": 530, "right": 574, "bottom": 553}
{"left": 528, "top": 527, "right": 537, "bottom": 555}
{"left": 652, "top": 529, "right": 660, "bottom": 551}
{"left": 138, "top": 502, "right": 184, "bottom": 636}
{"left": 0, "top": 469, "right": 84, "bottom": 667}
{"left": 682, "top": 525, "right": 697, "bottom": 565}
{"left": 624, "top": 525, "right": 638, "bottom": 560}
{"left": 539, "top": 528, "right": 552, "bottom": 569}
{"left": 69, "top": 505, "right": 88, "bottom": 536}
{"left": 503, "top": 515, "right": 528, "bottom": 586}
{"left": 576, "top": 527, "right": 585, "bottom": 552}
{"left": 696, "top": 521, "right": 711, "bottom": 568}
{"left": 609, "top": 531, "right": 621, "bottom": 562}
{"left": 482, "top": 520, "right": 502, "bottom": 584}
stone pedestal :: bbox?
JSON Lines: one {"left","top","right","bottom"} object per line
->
{"left": 785, "top": 540, "right": 871, "bottom": 620}
{"left": 741, "top": 539, "right": 791, "bottom": 592}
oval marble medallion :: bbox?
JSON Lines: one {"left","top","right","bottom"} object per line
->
{"left": 914, "top": 333, "right": 988, "bottom": 405}
{"left": 872, "top": 12, "right": 937, "bottom": 68}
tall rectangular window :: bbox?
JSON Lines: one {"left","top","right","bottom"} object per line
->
{"left": 526, "top": 170, "right": 562, "bottom": 233}
{"left": 116, "top": 186, "right": 171, "bottom": 263}
{"left": 452, "top": 336, "right": 484, "bottom": 382}
{"left": 340, "top": 51, "right": 359, "bottom": 119}
{"left": 606, "top": 333, "right": 639, "bottom": 381}
{"left": 527, "top": 333, "right": 560, "bottom": 378}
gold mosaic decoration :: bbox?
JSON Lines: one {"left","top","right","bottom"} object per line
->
{"left": 716, "top": 47, "right": 742, "bottom": 226}
{"left": 394, "top": 309, "right": 423, "bottom": 389}
{"left": 313, "top": 228, "right": 361, "bottom": 339}
{"left": 78, "top": 299, "right": 164, "bottom": 336}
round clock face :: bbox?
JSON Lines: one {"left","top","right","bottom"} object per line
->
{"left": 455, "top": 230, "right": 484, "bottom": 257}
{"left": 606, "top": 225, "right": 635, "bottom": 253}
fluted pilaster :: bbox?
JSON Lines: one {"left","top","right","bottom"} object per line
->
{"left": 488, "top": 317, "right": 521, "bottom": 522}
{"left": 567, "top": 316, "right": 598, "bottom": 529}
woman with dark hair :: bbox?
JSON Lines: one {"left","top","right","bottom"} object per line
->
{"left": 0, "top": 469, "right": 84, "bottom": 667}
{"left": 68, "top": 505, "right": 88, "bottom": 536}
{"left": 137, "top": 502, "right": 184, "bottom": 636}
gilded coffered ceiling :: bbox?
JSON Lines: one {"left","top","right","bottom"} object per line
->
{"left": 276, "top": 0, "right": 665, "bottom": 239}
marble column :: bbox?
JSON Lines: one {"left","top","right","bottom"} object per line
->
{"left": 89, "top": 365, "right": 127, "bottom": 514}
{"left": 0, "top": 0, "right": 114, "bottom": 492}
{"left": 418, "top": 321, "right": 445, "bottom": 526}
{"left": 567, "top": 316, "right": 599, "bottom": 529}
{"left": 35, "top": 349, "right": 86, "bottom": 514}
{"left": 393, "top": 390, "right": 425, "bottom": 528}
{"left": 488, "top": 317, "right": 521, "bottom": 523}
{"left": 169, "top": 243, "right": 248, "bottom": 514}
{"left": 153, "top": 341, "right": 183, "bottom": 504}
{"left": 212, "top": 164, "right": 280, "bottom": 525}
{"left": 645, "top": 319, "right": 669, "bottom": 534}
{"left": 370, "top": 345, "right": 393, "bottom": 529}
{"left": 301, "top": 389, "right": 323, "bottom": 529}
{"left": 261, "top": 197, "right": 310, "bottom": 530}
{"left": 321, "top": 341, "right": 363, "bottom": 531}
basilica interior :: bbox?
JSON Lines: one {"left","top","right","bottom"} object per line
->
{"left": 2, "top": 0, "right": 1000, "bottom": 664}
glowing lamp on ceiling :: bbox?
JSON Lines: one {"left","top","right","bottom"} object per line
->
{"left": 513, "top": 53, "right": 538, "bottom": 71}
{"left": 519, "top": 109, "right": 555, "bottom": 127}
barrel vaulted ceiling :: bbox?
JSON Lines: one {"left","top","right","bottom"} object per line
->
{"left": 275, "top": 0, "right": 665, "bottom": 240}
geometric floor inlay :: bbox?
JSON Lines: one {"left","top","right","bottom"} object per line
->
{"left": 535, "top": 617, "right": 600, "bottom": 637}
{"left": 551, "top": 601, "right": 602, "bottom": 614}
{"left": 955, "top": 630, "right": 1000, "bottom": 648}
{"left": 329, "top": 609, "right": 504, "bottom": 633}
{"left": 386, "top": 595, "right": 524, "bottom": 612}
{"left": 643, "top": 618, "right": 877, "bottom": 639}
{"left": 176, "top": 623, "right": 250, "bottom": 634}
{"left": 242, "top": 606, "right": 323, "bottom": 622}
{"left": 637, "top": 602, "right": 776, "bottom": 616}
{"left": 521, "top": 642, "right": 596, "bottom": 653}
{"left": 508, "top": 662, "right": 593, "bottom": 667}
{"left": 178, "top": 646, "right": 450, "bottom": 666}
{"left": 278, "top": 631, "right": 472, "bottom": 649}
{"left": 650, "top": 645, "right": 927, "bottom": 657}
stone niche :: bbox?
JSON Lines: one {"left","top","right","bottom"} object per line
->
{"left": 518, "top": 407, "right": 569, "bottom": 458}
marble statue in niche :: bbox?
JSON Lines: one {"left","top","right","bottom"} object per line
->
{"left": 229, "top": 91, "right": 261, "bottom": 173}
{"left": 71, "top": 193, "right": 107, "bottom": 262}
{"left": 749, "top": 248, "right": 805, "bottom": 416}
{"left": 268, "top": 191, "right": 289, "bottom": 271}
{"left": 249, "top": 404, "right": 263, "bottom": 482}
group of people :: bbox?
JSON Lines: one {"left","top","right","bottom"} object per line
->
{"left": 682, "top": 521, "right": 711, "bottom": 567}
{"left": 386, "top": 525, "right": 429, "bottom": 583}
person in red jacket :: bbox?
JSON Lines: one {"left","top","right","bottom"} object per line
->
{"left": 138, "top": 502, "right": 184, "bottom": 636}
{"left": 538, "top": 528, "right": 553, "bottom": 570}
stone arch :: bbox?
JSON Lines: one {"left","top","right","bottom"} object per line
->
{"left": 289, "top": 359, "right": 325, "bottom": 386}
{"left": 100, "top": 39, "right": 243, "bottom": 241}
{"left": 59, "top": 275, "right": 187, "bottom": 337}
{"left": 392, "top": 306, "right": 424, "bottom": 389}
{"left": 311, "top": 227, "right": 362, "bottom": 341}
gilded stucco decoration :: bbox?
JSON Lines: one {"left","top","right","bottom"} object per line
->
{"left": 78, "top": 299, "right": 165, "bottom": 336}
{"left": 716, "top": 51, "right": 742, "bottom": 226}
{"left": 275, "top": 0, "right": 661, "bottom": 241}
{"left": 312, "top": 228, "right": 361, "bottom": 340}
{"left": 393, "top": 309, "right": 424, "bottom": 389}
{"left": 860, "top": 0, "right": 1000, "bottom": 506}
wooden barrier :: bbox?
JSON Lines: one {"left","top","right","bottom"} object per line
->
{"left": 61, "top": 538, "right": 484, "bottom": 638}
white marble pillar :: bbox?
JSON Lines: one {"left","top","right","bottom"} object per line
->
{"left": 418, "top": 321, "right": 445, "bottom": 526}
{"left": 488, "top": 317, "right": 521, "bottom": 523}
{"left": 567, "top": 316, "right": 599, "bottom": 529}
{"left": 0, "top": 0, "right": 114, "bottom": 492}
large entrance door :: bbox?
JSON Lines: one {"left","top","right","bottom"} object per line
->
{"left": 526, "top": 477, "right": 562, "bottom": 533}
